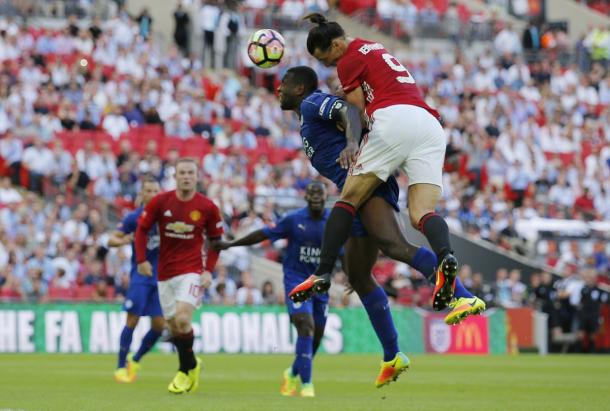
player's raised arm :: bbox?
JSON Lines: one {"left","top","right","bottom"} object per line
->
{"left": 135, "top": 195, "right": 161, "bottom": 276}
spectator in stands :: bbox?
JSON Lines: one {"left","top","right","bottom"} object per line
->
{"left": 200, "top": 0, "right": 221, "bottom": 68}
{"left": 173, "top": 2, "right": 191, "bottom": 56}
{"left": 0, "top": 176, "right": 22, "bottom": 205}
{"left": 507, "top": 269, "right": 527, "bottom": 307}
{"left": 522, "top": 20, "right": 541, "bottom": 58}
{"left": 573, "top": 187, "right": 596, "bottom": 220}
{"left": 494, "top": 268, "right": 511, "bottom": 307}
{"left": 61, "top": 204, "right": 89, "bottom": 243}
{"left": 50, "top": 267, "right": 72, "bottom": 289}
{"left": 470, "top": 272, "right": 494, "bottom": 307}
{"left": 21, "top": 267, "right": 47, "bottom": 303}
{"left": 76, "top": 140, "right": 104, "bottom": 180}
{"left": 102, "top": 105, "right": 129, "bottom": 140}
{"left": 217, "top": 0, "right": 245, "bottom": 70}
{"left": 164, "top": 113, "right": 193, "bottom": 139}
{"left": 93, "top": 171, "right": 121, "bottom": 203}
{"left": 236, "top": 271, "right": 262, "bottom": 306}
{"left": 136, "top": 7, "right": 153, "bottom": 40}
{"left": 123, "top": 101, "right": 145, "bottom": 127}
{"left": 494, "top": 22, "right": 522, "bottom": 56}
{"left": 261, "top": 280, "right": 279, "bottom": 305}
{"left": 282, "top": 0, "right": 305, "bottom": 22}
{"left": 0, "top": 131, "right": 23, "bottom": 185}
{"left": 22, "top": 137, "right": 53, "bottom": 195}
{"left": 583, "top": 25, "right": 610, "bottom": 68}
{"left": 556, "top": 265, "right": 584, "bottom": 333}
{"left": 578, "top": 269, "right": 606, "bottom": 353}
{"left": 209, "top": 264, "right": 237, "bottom": 304}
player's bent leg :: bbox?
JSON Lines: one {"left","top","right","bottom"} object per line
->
{"left": 359, "top": 197, "right": 437, "bottom": 279}
{"left": 346, "top": 237, "right": 409, "bottom": 387}
{"left": 408, "top": 183, "right": 458, "bottom": 310}
{"left": 289, "top": 174, "right": 382, "bottom": 304}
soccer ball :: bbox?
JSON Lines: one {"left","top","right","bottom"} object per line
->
{"left": 247, "top": 29, "right": 285, "bottom": 69}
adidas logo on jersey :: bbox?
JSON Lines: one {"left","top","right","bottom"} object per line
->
{"left": 164, "top": 210, "right": 172, "bottom": 217}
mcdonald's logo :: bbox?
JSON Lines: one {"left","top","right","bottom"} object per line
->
{"left": 455, "top": 323, "right": 483, "bottom": 350}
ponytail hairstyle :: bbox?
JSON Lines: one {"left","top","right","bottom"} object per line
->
{"left": 303, "top": 13, "right": 345, "bottom": 55}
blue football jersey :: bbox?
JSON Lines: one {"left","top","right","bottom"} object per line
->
{"left": 300, "top": 91, "right": 399, "bottom": 211}
{"left": 118, "top": 207, "right": 160, "bottom": 285}
{"left": 261, "top": 207, "right": 329, "bottom": 280}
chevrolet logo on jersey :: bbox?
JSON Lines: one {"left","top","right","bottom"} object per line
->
{"left": 166, "top": 221, "right": 195, "bottom": 234}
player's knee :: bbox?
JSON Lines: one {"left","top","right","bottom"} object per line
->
{"left": 409, "top": 208, "right": 429, "bottom": 229}
{"left": 173, "top": 314, "right": 191, "bottom": 334}
{"left": 374, "top": 235, "right": 397, "bottom": 258}
{"left": 292, "top": 316, "right": 314, "bottom": 337}
{"left": 152, "top": 317, "right": 165, "bottom": 333}
{"left": 348, "top": 274, "right": 376, "bottom": 296}
{"left": 126, "top": 314, "right": 140, "bottom": 329}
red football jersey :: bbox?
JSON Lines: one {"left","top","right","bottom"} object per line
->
{"left": 135, "top": 191, "right": 223, "bottom": 281}
{"left": 337, "top": 38, "right": 439, "bottom": 119}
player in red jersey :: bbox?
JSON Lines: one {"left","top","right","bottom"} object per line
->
{"left": 289, "top": 14, "right": 485, "bottom": 324}
{"left": 135, "top": 158, "right": 223, "bottom": 394}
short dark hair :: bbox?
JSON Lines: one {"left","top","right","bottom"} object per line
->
{"left": 286, "top": 66, "right": 318, "bottom": 94}
{"left": 141, "top": 175, "right": 159, "bottom": 186}
{"left": 306, "top": 180, "right": 326, "bottom": 191}
{"left": 176, "top": 157, "right": 198, "bottom": 167}
{"left": 303, "top": 13, "right": 345, "bottom": 55}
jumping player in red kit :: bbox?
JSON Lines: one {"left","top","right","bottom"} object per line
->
{"left": 135, "top": 158, "right": 223, "bottom": 394}
{"left": 289, "top": 14, "right": 486, "bottom": 348}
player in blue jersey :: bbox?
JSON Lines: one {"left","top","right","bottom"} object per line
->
{"left": 108, "top": 177, "right": 164, "bottom": 383}
{"left": 277, "top": 66, "right": 486, "bottom": 386}
{"left": 215, "top": 181, "right": 329, "bottom": 397}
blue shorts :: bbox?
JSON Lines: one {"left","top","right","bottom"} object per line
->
{"left": 284, "top": 276, "right": 329, "bottom": 326}
{"left": 351, "top": 177, "right": 399, "bottom": 237}
{"left": 123, "top": 282, "right": 163, "bottom": 317}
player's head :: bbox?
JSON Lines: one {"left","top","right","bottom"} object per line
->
{"left": 140, "top": 176, "right": 161, "bottom": 205}
{"left": 278, "top": 66, "right": 318, "bottom": 111}
{"left": 304, "top": 180, "right": 327, "bottom": 214}
{"left": 303, "top": 13, "right": 346, "bottom": 67}
{"left": 174, "top": 157, "right": 198, "bottom": 192}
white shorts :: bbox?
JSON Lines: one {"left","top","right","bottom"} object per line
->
{"left": 157, "top": 273, "right": 202, "bottom": 319}
{"left": 352, "top": 104, "right": 446, "bottom": 189}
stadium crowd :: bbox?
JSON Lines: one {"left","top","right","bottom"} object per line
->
{"left": 0, "top": 1, "right": 609, "bottom": 351}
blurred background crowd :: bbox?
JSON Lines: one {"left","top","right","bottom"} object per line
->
{"left": 0, "top": 0, "right": 609, "bottom": 352}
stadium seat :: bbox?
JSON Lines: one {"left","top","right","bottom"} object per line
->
{"left": 48, "top": 285, "right": 76, "bottom": 301}
{"left": 74, "top": 285, "right": 95, "bottom": 301}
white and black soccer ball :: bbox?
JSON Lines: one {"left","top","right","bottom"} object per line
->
{"left": 247, "top": 28, "right": 285, "bottom": 69}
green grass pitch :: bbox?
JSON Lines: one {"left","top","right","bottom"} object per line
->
{"left": 0, "top": 354, "right": 607, "bottom": 411}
